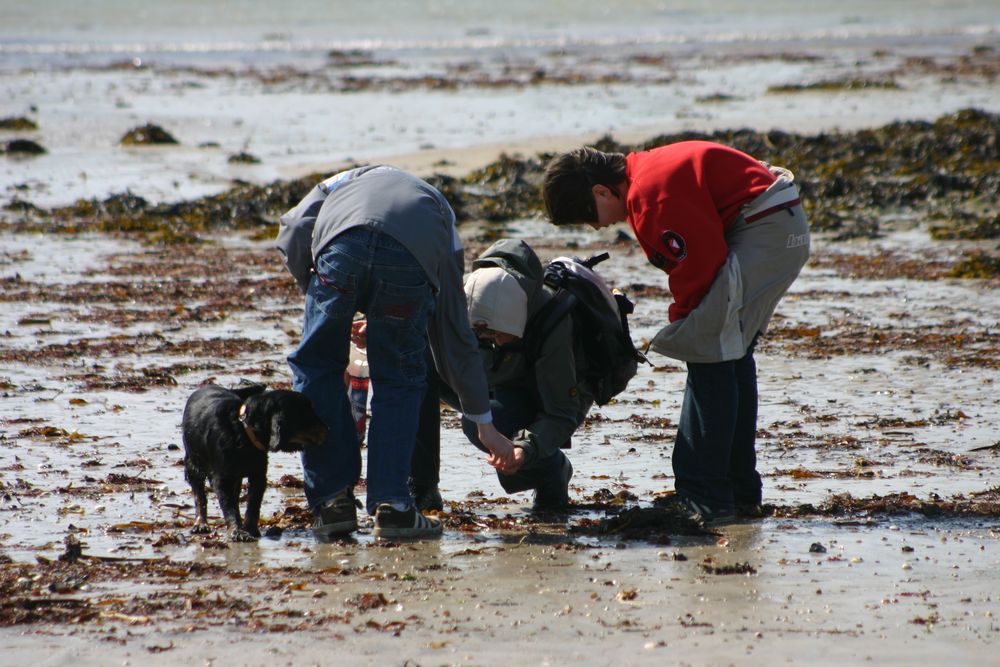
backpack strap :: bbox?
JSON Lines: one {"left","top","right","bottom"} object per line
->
{"left": 524, "top": 289, "right": 577, "bottom": 361}
{"left": 528, "top": 252, "right": 611, "bottom": 361}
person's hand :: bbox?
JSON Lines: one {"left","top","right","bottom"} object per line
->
{"left": 477, "top": 422, "right": 515, "bottom": 470}
{"left": 492, "top": 446, "right": 525, "bottom": 474}
{"left": 351, "top": 319, "right": 367, "bottom": 349}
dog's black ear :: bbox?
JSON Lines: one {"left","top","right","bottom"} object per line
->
{"left": 268, "top": 413, "right": 283, "bottom": 452}
{"left": 231, "top": 383, "right": 268, "bottom": 401}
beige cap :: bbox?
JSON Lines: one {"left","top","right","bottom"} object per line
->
{"left": 464, "top": 267, "right": 528, "bottom": 338}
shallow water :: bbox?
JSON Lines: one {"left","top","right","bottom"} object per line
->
{"left": 2, "top": 1, "right": 997, "bottom": 206}
{"left": 4, "top": 1, "right": 996, "bottom": 60}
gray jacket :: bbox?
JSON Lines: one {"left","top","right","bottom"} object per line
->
{"left": 472, "top": 239, "right": 594, "bottom": 463}
{"left": 276, "top": 166, "right": 491, "bottom": 419}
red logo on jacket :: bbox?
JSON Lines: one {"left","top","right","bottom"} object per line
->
{"left": 647, "top": 231, "right": 688, "bottom": 272}
{"left": 661, "top": 231, "right": 687, "bottom": 261}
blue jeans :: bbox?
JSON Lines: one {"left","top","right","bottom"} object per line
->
{"left": 459, "top": 385, "right": 570, "bottom": 495}
{"left": 673, "top": 336, "right": 761, "bottom": 512}
{"left": 288, "top": 227, "right": 433, "bottom": 515}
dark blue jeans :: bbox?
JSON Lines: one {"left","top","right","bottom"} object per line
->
{"left": 288, "top": 227, "right": 433, "bottom": 515}
{"left": 409, "top": 356, "right": 441, "bottom": 489}
{"left": 673, "top": 337, "right": 761, "bottom": 512}
{"left": 459, "top": 385, "right": 570, "bottom": 495}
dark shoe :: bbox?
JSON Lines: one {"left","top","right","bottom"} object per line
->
{"left": 411, "top": 485, "right": 444, "bottom": 513}
{"left": 735, "top": 502, "right": 765, "bottom": 519}
{"left": 531, "top": 456, "right": 573, "bottom": 512}
{"left": 657, "top": 494, "right": 735, "bottom": 528}
{"left": 312, "top": 490, "right": 360, "bottom": 538}
{"left": 373, "top": 504, "right": 443, "bottom": 539}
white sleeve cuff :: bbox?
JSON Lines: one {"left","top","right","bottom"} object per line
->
{"left": 463, "top": 411, "right": 492, "bottom": 425}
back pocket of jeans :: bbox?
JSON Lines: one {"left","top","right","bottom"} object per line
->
{"left": 370, "top": 278, "right": 431, "bottom": 325}
{"left": 310, "top": 258, "right": 357, "bottom": 317}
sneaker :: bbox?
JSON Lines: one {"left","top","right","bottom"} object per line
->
{"left": 373, "top": 504, "right": 443, "bottom": 539}
{"left": 312, "top": 490, "right": 360, "bottom": 538}
{"left": 657, "top": 494, "right": 736, "bottom": 528}
{"left": 735, "top": 502, "right": 765, "bottom": 519}
{"left": 411, "top": 484, "right": 444, "bottom": 513}
{"left": 531, "top": 456, "right": 573, "bottom": 513}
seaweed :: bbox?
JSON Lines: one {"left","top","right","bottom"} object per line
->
{"left": 769, "top": 488, "right": 1000, "bottom": 519}
{"left": 3, "top": 139, "right": 46, "bottom": 156}
{"left": 929, "top": 211, "right": 1000, "bottom": 240}
{"left": 571, "top": 505, "right": 715, "bottom": 541}
{"left": 948, "top": 252, "right": 1000, "bottom": 278}
{"left": 119, "top": 124, "right": 179, "bottom": 146}
{"left": 1, "top": 110, "right": 997, "bottom": 249}
{"left": 767, "top": 78, "right": 901, "bottom": 93}
{"left": 228, "top": 151, "right": 261, "bottom": 164}
{"left": 0, "top": 117, "right": 38, "bottom": 131}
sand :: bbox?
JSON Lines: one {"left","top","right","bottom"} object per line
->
{"left": 1, "top": 215, "right": 998, "bottom": 665}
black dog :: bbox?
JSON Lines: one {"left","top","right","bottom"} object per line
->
{"left": 182, "top": 383, "right": 327, "bottom": 541}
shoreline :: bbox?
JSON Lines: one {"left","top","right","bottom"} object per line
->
{"left": 3, "top": 37, "right": 997, "bottom": 208}
{"left": 4, "top": 109, "right": 995, "bottom": 253}
{"left": 282, "top": 104, "right": 993, "bottom": 183}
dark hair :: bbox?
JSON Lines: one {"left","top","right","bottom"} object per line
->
{"left": 542, "top": 147, "right": 626, "bottom": 226}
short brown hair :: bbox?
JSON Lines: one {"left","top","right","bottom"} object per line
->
{"left": 542, "top": 147, "right": 626, "bottom": 226}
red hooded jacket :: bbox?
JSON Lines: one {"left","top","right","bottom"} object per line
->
{"left": 625, "top": 141, "right": 775, "bottom": 322}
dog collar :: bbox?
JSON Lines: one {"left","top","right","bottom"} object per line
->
{"left": 238, "top": 403, "right": 268, "bottom": 452}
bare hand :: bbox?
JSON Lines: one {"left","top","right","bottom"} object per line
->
{"left": 477, "top": 422, "right": 515, "bottom": 470}
{"left": 491, "top": 446, "right": 526, "bottom": 474}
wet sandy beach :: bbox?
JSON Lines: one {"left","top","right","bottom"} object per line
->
{"left": 2, "top": 8, "right": 999, "bottom": 662}
{"left": 1, "top": 200, "right": 997, "bottom": 664}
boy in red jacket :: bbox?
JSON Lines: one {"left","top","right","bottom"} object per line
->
{"left": 543, "top": 141, "right": 810, "bottom": 526}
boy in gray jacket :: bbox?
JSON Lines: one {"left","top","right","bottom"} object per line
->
{"left": 415, "top": 239, "right": 594, "bottom": 511}
{"left": 277, "top": 166, "right": 515, "bottom": 538}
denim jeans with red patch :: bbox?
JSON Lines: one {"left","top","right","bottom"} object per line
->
{"left": 288, "top": 227, "right": 433, "bottom": 515}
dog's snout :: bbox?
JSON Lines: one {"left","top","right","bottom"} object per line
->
{"left": 282, "top": 424, "right": 327, "bottom": 451}
{"left": 302, "top": 424, "right": 328, "bottom": 447}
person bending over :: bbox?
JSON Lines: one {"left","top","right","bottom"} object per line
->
{"left": 413, "top": 239, "right": 594, "bottom": 512}
{"left": 278, "top": 166, "right": 515, "bottom": 539}
{"left": 542, "top": 141, "right": 810, "bottom": 526}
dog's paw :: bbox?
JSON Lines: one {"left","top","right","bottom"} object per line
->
{"left": 229, "top": 529, "right": 259, "bottom": 543}
{"left": 191, "top": 524, "right": 212, "bottom": 535}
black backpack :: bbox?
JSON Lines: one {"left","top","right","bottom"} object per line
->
{"left": 525, "top": 252, "right": 645, "bottom": 406}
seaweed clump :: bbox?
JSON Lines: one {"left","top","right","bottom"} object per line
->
{"left": 2, "top": 140, "right": 46, "bottom": 156}
{"left": 436, "top": 107, "right": 999, "bottom": 236}
{"left": 633, "top": 108, "right": 999, "bottom": 237}
{"left": 1, "top": 174, "right": 326, "bottom": 242}
{"left": 949, "top": 252, "right": 1000, "bottom": 279}
{"left": 571, "top": 505, "right": 714, "bottom": 542}
{"left": 767, "top": 78, "right": 901, "bottom": 93}
{"left": 770, "top": 488, "right": 1000, "bottom": 519}
{"left": 120, "top": 124, "right": 179, "bottom": 145}
{"left": 0, "top": 117, "right": 38, "bottom": 131}
{"left": 929, "top": 210, "right": 1000, "bottom": 240}
{"left": 425, "top": 152, "right": 547, "bottom": 223}
{"left": 228, "top": 151, "right": 261, "bottom": 164}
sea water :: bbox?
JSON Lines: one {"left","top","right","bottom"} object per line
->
{"left": 2, "top": 0, "right": 997, "bottom": 69}
{"left": 0, "top": 1, "right": 997, "bottom": 205}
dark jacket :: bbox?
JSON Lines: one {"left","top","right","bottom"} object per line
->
{"left": 472, "top": 239, "right": 594, "bottom": 464}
